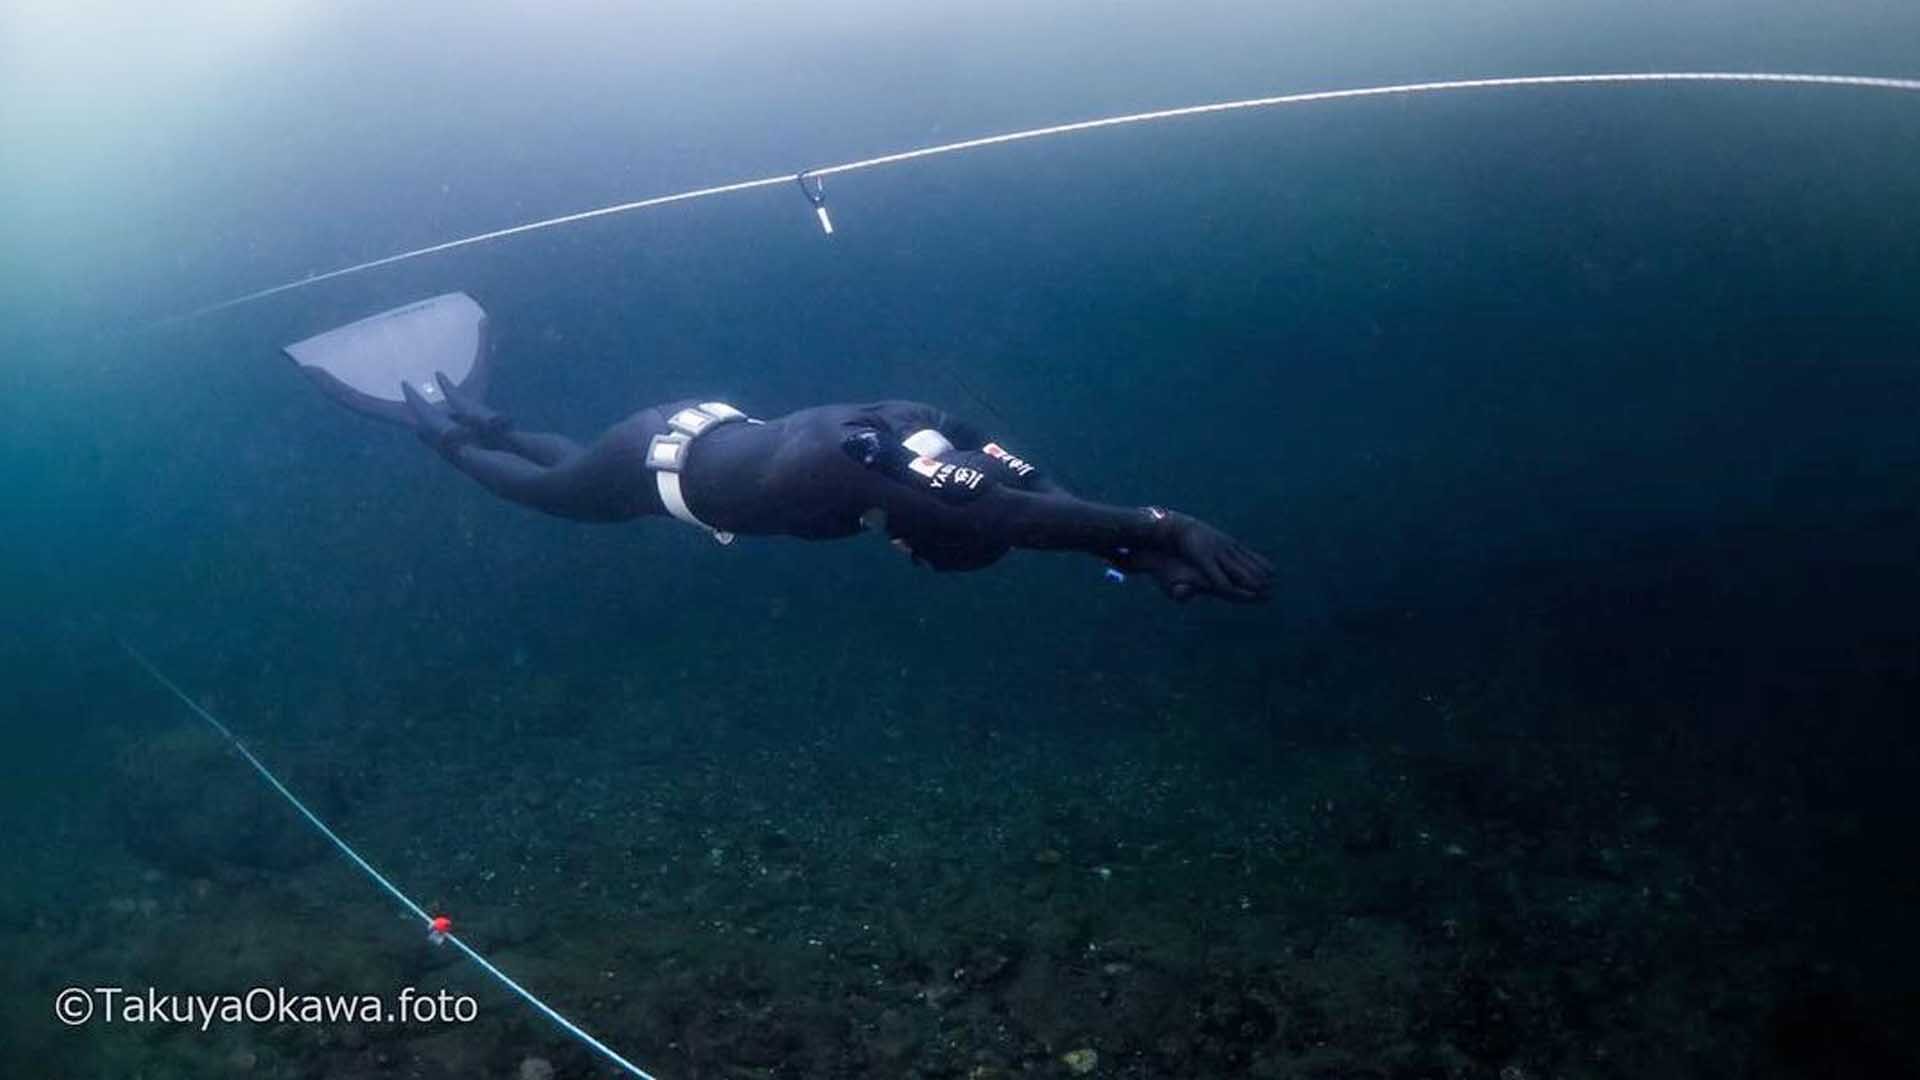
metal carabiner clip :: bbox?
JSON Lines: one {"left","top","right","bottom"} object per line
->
{"left": 796, "top": 172, "right": 834, "bottom": 235}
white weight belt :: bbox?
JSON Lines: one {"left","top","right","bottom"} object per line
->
{"left": 645, "top": 401, "right": 759, "bottom": 545}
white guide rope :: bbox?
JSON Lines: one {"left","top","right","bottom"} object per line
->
{"left": 121, "top": 643, "right": 662, "bottom": 1080}
{"left": 172, "top": 71, "right": 1920, "bottom": 322}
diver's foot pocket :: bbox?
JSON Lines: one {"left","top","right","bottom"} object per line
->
{"left": 402, "top": 380, "right": 464, "bottom": 453}
{"left": 435, "top": 370, "right": 511, "bottom": 443}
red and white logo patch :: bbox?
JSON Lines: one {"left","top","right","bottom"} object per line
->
{"left": 981, "top": 442, "right": 1036, "bottom": 477}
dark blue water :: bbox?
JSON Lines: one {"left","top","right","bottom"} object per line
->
{"left": 5, "top": 3, "right": 1919, "bottom": 1076}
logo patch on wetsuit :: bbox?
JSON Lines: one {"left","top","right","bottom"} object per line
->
{"left": 906, "top": 455, "right": 986, "bottom": 500}
{"left": 982, "top": 442, "right": 1036, "bottom": 477}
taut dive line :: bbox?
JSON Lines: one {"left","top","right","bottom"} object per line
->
{"left": 168, "top": 72, "right": 1920, "bottom": 324}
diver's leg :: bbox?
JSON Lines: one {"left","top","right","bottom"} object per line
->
{"left": 430, "top": 440, "right": 645, "bottom": 523}
{"left": 406, "top": 382, "right": 656, "bottom": 522}
{"left": 430, "top": 371, "right": 583, "bottom": 465}
{"left": 494, "top": 431, "right": 584, "bottom": 467}
{"left": 438, "top": 446, "right": 565, "bottom": 507}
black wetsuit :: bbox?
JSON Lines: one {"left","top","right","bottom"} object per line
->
{"left": 411, "top": 395, "right": 1272, "bottom": 602}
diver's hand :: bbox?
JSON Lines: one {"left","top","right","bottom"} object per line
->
{"left": 1112, "top": 547, "right": 1263, "bottom": 604}
{"left": 1134, "top": 509, "right": 1274, "bottom": 603}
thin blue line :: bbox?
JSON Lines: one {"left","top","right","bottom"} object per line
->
{"left": 120, "top": 642, "right": 661, "bottom": 1080}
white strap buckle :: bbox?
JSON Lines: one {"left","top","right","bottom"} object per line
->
{"left": 647, "top": 432, "right": 690, "bottom": 471}
{"left": 647, "top": 402, "right": 752, "bottom": 544}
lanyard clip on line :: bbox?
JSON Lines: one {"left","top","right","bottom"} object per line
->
{"left": 796, "top": 172, "right": 833, "bottom": 234}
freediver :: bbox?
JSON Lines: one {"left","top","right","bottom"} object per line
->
{"left": 286, "top": 293, "right": 1273, "bottom": 603}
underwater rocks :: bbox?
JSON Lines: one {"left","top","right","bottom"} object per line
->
{"left": 110, "top": 727, "right": 335, "bottom": 874}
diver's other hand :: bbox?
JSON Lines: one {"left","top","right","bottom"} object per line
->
{"left": 1111, "top": 548, "right": 1208, "bottom": 603}
{"left": 434, "top": 371, "right": 511, "bottom": 446}
{"left": 1115, "top": 547, "right": 1266, "bottom": 604}
{"left": 1146, "top": 508, "right": 1274, "bottom": 602}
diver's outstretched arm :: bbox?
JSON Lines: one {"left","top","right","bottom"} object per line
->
{"left": 971, "top": 487, "right": 1273, "bottom": 602}
{"left": 849, "top": 413, "right": 1271, "bottom": 602}
{"left": 860, "top": 455, "right": 1272, "bottom": 602}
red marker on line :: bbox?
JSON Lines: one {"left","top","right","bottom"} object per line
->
{"left": 428, "top": 915, "right": 453, "bottom": 944}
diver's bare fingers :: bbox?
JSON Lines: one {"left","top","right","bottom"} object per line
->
{"left": 1217, "top": 537, "right": 1269, "bottom": 574}
{"left": 1147, "top": 568, "right": 1191, "bottom": 602}
{"left": 1203, "top": 554, "right": 1238, "bottom": 593}
{"left": 1199, "top": 578, "right": 1261, "bottom": 604}
{"left": 1226, "top": 550, "right": 1271, "bottom": 591}
{"left": 1143, "top": 557, "right": 1202, "bottom": 603}
{"left": 1242, "top": 545, "right": 1275, "bottom": 575}
{"left": 1239, "top": 543, "right": 1276, "bottom": 579}
{"left": 1157, "top": 566, "right": 1198, "bottom": 602}
{"left": 1201, "top": 553, "right": 1266, "bottom": 601}
{"left": 1220, "top": 547, "right": 1254, "bottom": 580}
